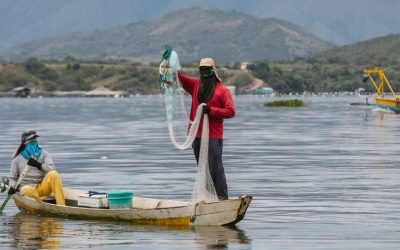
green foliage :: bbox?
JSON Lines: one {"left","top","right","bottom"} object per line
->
{"left": 264, "top": 99, "right": 304, "bottom": 107}
{"left": 24, "top": 58, "right": 45, "bottom": 72}
{"left": 23, "top": 57, "right": 59, "bottom": 82}
{"left": 247, "top": 62, "right": 270, "bottom": 79}
{"left": 63, "top": 55, "right": 77, "bottom": 63}
{"left": 247, "top": 61, "right": 369, "bottom": 94}
{"left": 72, "top": 63, "right": 80, "bottom": 70}
{"left": 2, "top": 56, "right": 400, "bottom": 95}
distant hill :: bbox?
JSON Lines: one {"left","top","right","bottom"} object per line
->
{"left": 310, "top": 34, "right": 400, "bottom": 66}
{"left": 0, "top": 7, "right": 333, "bottom": 64}
{"left": 1, "top": 0, "right": 400, "bottom": 49}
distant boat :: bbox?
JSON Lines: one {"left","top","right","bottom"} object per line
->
{"left": 255, "top": 87, "right": 273, "bottom": 95}
{"left": 12, "top": 188, "right": 252, "bottom": 226}
{"left": 363, "top": 69, "right": 400, "bottom": 113}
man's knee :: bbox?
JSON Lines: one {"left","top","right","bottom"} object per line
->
{"left": 20, "top": 185, "right": 39, "bottom": 200}
{"left": 46, "top": 171, "right": 61, "bottom": 180}
{"left": 20, "top": 185, "right": 34, "bottom": 195}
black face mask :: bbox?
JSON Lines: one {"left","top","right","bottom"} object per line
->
{"left": 198, "top": 67, "right": 217, "bottom": 103}
{"left": 199, "top": 67, "right": 215, "bottom": 78}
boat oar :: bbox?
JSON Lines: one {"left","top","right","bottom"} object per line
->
{"left": 0, "top": 165, "right": 30, "bottom": 213}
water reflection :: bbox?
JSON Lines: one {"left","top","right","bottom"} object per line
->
{"left": 10, "top": 213, "right": 63, "bottom": 249}
{"left": 192, "top": 225, "right": 251, "bottom": 249}
{"left": 8, "top": 212, "right": 250, "bottom": 249}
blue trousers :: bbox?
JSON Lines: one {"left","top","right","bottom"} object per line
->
{"left": 192, "top": 138, "right": 228, "bottom": 200}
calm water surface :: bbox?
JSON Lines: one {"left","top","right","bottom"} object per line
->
{"left": 1, "top": 95, "right": 400, "bottom": 249}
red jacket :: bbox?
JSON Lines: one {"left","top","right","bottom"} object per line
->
{"left": 177, "top": 71, "right": 235, "bottom": 139}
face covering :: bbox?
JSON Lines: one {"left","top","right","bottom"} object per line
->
{"left": 198, "top": 67, "right": 217, "bottom": 103}
{"left": 21, "top": 140, "right": 42, "bottom": 160}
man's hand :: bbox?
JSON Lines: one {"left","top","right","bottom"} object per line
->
{"left": 7, "top": 187, "right": 16, "bottom": 196}
{"left": 159, "top": 60, "right": 170, "bottom": 76}
{"left": 203, "top": 105, "right": 211, "bottom": 115}
{"left": 27, "top": 158, "right": 42, "bottom": 170}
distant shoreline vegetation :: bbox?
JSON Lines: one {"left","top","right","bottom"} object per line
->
{"left": 264, "top": 99, "right": 304, "bottom": 107}
{"left": 0, "top": 56, "right": 393, "bottom": 96}
{"left": 0, "top": 57, "right": 255, "bottom": 95}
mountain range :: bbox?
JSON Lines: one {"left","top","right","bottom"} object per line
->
{"left": 0, "top": 8, "right": 333, "bottom": 64}
{"left": 311, "top": 34, "right": 400, "bottom": 66}
{"left": 1, "top": 0, "right": 400, "bottom": 51}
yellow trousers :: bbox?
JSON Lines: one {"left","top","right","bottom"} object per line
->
{"left": 20, "top": 171, "right": 65, "bottom": 206}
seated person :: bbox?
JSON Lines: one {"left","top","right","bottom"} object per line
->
{"left": 8, "top": 130, "right": 65, "bottom": 206}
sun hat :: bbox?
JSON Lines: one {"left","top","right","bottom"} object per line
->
{"left": 21, "top": 130, "right": 39, "bottom": 144}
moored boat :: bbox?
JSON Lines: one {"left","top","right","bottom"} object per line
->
{"left": 363, "top": 68, "right": 400, "bottom": 113}
{"left": 12, "top": 188, "right": 252, "bottom": 226}
{"left": 374, "top": 96, "right": 400, "bottom": 113}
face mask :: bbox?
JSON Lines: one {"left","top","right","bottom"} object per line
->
{"left": 199, "top": 67, "right": 215, "bottom": 78}
{"left": 21, "top": 140, "right": 42, "bottom": 159}
{"left": 198, "top": 68, "right": 217, "bottom": 103}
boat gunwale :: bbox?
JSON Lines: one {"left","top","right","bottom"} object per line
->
{"left": 12, "top": 192, "right": 252, "bottom": 226}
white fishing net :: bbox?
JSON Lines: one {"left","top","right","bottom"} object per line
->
{"left": 191, "top": 114, "right": 218, "bottom": 202}
{"left": 159, "top": 50, "right": 218, "bottom": 203}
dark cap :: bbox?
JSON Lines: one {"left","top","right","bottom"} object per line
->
{"left": 21, "top": 130, "right": 39, "bottom": 144}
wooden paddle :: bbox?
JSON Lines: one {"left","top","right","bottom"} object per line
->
{"left": 0, "top": 165, "right": 30, "bottom": 213}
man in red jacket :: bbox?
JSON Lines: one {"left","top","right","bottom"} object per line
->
{"left": 177, "top": 58, "right": 235, "bottom": 200}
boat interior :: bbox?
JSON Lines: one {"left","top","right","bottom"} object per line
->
{"left": 41, "top": 188, "right": 192, "bottom": 209}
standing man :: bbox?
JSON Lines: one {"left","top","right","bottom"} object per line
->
{"left": 8, "top": 130, "right": 65, "bottom": 206}
{"left": 177, "top": 58, "right": 235, "bottom": 200}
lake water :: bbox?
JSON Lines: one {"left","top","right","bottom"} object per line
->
{"left": 1, "top": 95, "right": 400, "bottom": 249}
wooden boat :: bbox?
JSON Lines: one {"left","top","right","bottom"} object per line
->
{"left": 363, "top": 69, "right": 400, "bottom": 113}
{"left": 12, "top": 188, "right": 252, "bottom": 226}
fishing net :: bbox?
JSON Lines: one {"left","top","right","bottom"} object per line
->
{"left": 159, "top": 46, "right": 218, "bottom": 202}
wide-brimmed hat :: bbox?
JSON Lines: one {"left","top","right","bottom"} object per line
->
{"left": 198, "top": 58, "right": 222, "bottom": 82}
{"left": 21, "top": 130, "right": 39, "bottom": 144}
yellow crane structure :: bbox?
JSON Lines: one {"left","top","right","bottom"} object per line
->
{"left": 363, "top": 68, "right": 400, "bottom": 113}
